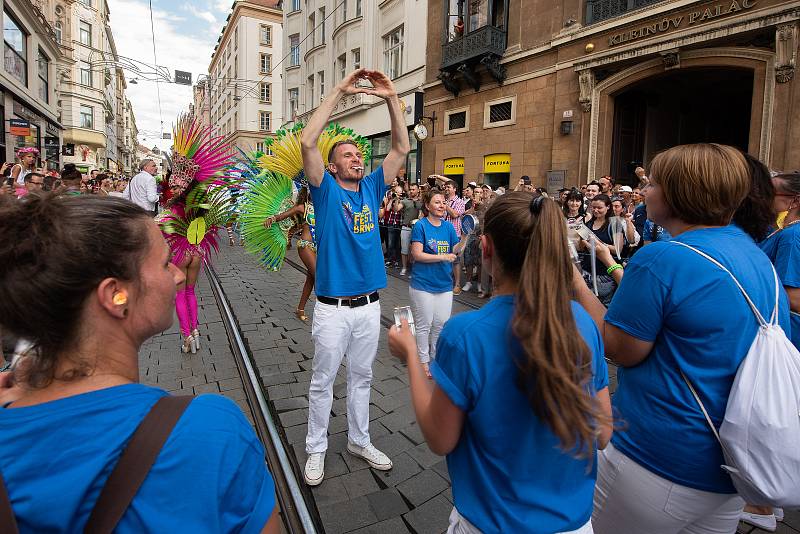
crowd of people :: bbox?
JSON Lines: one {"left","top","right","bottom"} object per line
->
{"left": 0, "top": 68, "right": 798, "bottom": 534}
{"left": 1, "top": 147, "right": 134, "bottom": 200}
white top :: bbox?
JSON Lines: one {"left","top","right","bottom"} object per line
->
{"left": 123, "top": 170, "right": 159, "bottom": 211}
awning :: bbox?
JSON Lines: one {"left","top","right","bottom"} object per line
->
{"left": 484, "top": 153, "right": 511, "bottom": 173}
{"left": 443, "top": 157, "right": 464, "bottom": 175}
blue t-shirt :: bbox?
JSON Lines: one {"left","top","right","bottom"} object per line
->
{"left": 309, "top": 168, "right": 388, "bottom": 296}
{"left": 760, "top": 222, "right": 800, "bottom": 350}
{"left": 606, "top": 225, "right": 791, "bottom": 493}
{"left": 0, "top": 384, "right": 275, "bottom": 533}
{"left": 409, "top": 217, "right": 459, "bottom": 293}
{"left": 431, "top": 296, "right": 608, "bottom": 533}
{"left": 643, "top": 219, "right": 672, "bottom": 242}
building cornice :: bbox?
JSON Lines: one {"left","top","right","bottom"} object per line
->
{"left": 423, "top": 3, "right": 799, "bottom": 97}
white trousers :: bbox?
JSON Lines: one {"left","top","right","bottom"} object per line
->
{"left": 306, "top": 299, "right": 381, "bottom": 453}
{"left": 447, "top": 508, "right": 593, "bottom": 534}
{"left": 592, "top": 443, "right": 744, "bottom": 534}
{"left": 400, "top": 226, "right": 412, "bottom": 255}
{"left": 408, "top": 287, "right": 453, "bottom": 364}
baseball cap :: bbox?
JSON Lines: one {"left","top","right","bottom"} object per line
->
{"left": 619, "top": 186, "right": 633, "bottom": 192}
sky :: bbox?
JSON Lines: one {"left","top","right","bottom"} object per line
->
{"left": 107, "top": 0, "right": 230, "bottom": 151}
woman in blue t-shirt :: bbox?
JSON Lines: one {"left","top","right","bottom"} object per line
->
{"left": 760, "top": 170, "right": 800, "bottom": 351}
{"left": 390, "top": 193, "right": 612, "bottom": 533}
{"left": 408, "top": 189, "right": 466, "bottom": 378}
{"left": 574, "top": 144, "right": 791, "bottom": 534}
{"left": 0, "top": 195, "right": 279, "bottom": 533}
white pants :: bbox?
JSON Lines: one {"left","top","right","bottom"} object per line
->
{"left": 400, "top": 226, "right": 412, "bottom": 255}
{"left": 306, "top": 299, "right": 381, "bottom": 453}
{"left": 592, "top": 443, "right": 744, "bottom": 534}
{"left": 447, "top": 507, "right": 593, "bottom": 534}
{"left": 408, "top": 287, "right": 453, "bottom": 364}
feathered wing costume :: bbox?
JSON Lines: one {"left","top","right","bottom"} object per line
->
{"left": 157, "top": 115, "right": 236, "bottom": 353}
{"left": 237, "top": 123, "right": 371, "bottom": 270}
{"left": 157, "top": 115, "right": 236, "bottom": 266}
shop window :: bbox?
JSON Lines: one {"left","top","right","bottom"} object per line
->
{"left": 484, "top": 96, "right": 516, "bottom": 128}
{"left": 444, "top": 106, "right": 469, "bottom": 134}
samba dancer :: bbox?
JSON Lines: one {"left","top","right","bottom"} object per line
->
{"left": 158, "top": 115, "right": 236, "bottom": 353}
{"left": 263, "top": 187, "right": 317, "bottom": 322}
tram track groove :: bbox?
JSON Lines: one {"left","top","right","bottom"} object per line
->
{"left": 204, "top": 263, "right": 319, "bottom": 534}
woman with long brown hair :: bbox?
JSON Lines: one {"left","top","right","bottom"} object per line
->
{"left": 389, "top": 193, "right": 612, "bottom": 533}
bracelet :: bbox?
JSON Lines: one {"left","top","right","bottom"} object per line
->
{"left": 607, "top": 264, "right": 623, "bottom": 275}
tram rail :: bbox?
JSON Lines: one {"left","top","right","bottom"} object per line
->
{"left": 204, "top": 263, "right": 319, "bottom": 534}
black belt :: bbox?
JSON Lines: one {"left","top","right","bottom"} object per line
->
{"left": 317, "top": 292, "right": 380, "bottom": 308}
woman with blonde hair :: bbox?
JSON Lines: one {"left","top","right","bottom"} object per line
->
{"left": 576, "top": 144, "right": 791, "bottom": 534}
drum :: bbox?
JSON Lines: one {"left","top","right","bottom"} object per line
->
{"left": 460, "top": 213, "right": 478, "bottom": 234}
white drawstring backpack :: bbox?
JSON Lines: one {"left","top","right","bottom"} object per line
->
{"left": 672, "top": 241, "right": 800, "bottom": 506}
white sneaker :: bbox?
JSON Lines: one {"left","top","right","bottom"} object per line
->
{"left": 304, "top": 452, "right": 325, "bottom": 486}
{"left": 347, "top": 442, "right": 392, "bottom": 471}
{"left": 739, "top": 511, "right": 776, "bottom": 531}
{"left": 400, "top": 268, "right": 407, "bottom": 275}
{"left": 476, "top": 283, "right": 482, "bottom": 292}
{"left": 462, "top": 282, "right": 472, "bottom": 292}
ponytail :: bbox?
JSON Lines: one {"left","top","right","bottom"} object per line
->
{"left": 484, "top": 193, "right": 606, "bottom": 459}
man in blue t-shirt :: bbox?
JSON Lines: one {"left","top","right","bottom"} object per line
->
{"left": 300, "top": 68, "right": 410, "bottom": 486}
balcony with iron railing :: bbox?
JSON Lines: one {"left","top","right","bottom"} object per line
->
{"left": 441, "top": 25, "right": 507, "bottom": 69}
{"left": 585, "top": 0, "right": 664, "bottom": 25}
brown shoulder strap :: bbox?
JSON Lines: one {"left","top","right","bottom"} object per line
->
{"left": 84, "top": 395, "right": 193, "bottom": 534}
{"left": 0, "top": 470, "right": 19, "bottom": 534}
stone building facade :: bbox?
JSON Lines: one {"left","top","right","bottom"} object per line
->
{"left": 421, "top": 0, "right": 799, "bottom": 189}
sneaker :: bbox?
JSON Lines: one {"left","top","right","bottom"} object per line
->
{"left": 739, "top": 511, "right": 776, "bottom": 531}
{"left": 462, "top": 282, "right": 472, "bottom": 292}
{"left": 476, "top": 283, "right": 482, "bottom": 292}
{"left": 347, "top": 442, "right": 392, "bottom": 471}
{"left": 453, "top": 287, "right": 462, "bottom": 295}
{"left": 400, "top": 268, "right": 407, "bottom": 275}
{"left": 304, "top": 452, "right": 325, "bottom": 486}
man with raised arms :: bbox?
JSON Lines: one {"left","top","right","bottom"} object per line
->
{"left": 300, "top": 69, "right": 410, "bottom": 486}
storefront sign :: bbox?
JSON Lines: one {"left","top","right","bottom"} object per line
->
{"left": 608, "top": 0, "right": 756, "bottom": 46}
{"left": 443, "top": 157, "right": 465, "bottom": 175}
{"left": 12, "top": 101, "right": 39, "bottom": 123}
{"left": 546, "top": 170, "right": 567, "bottom": 195}
{"left": 483, "top": 153, "right": 511, "bottom": 173}
{"left": 9, "top": 118, "right": 30, "bottom": 136}
{"left": 44, "top": 136, "right": 59, "bottom": 149}
{"left": 46, "top": 122, "right": 59, "bottom": 136}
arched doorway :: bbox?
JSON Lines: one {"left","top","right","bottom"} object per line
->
{"left": 584, "top": 47, "right": 776, "bottom": 184}
{"left": 611, "top": 68, "right": 754, "bottom": 185}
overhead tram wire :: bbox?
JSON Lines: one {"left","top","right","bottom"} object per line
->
{"left": 236, "top": 0, "right": 346, "bottom": 102}
{"left": 149, "top": 0, "right": 165, "bottom": 136}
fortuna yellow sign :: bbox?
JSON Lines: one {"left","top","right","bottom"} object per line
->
{"left": 484, "top": 153, "right": 511, "bottom": 173}
{"left": 443, "top": 158, "right": 465, "bottom": 175}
